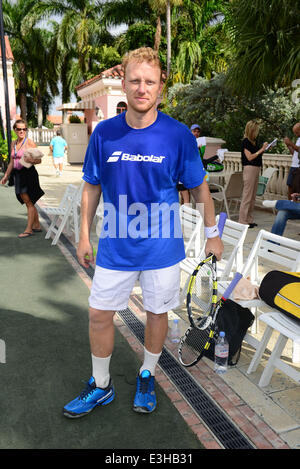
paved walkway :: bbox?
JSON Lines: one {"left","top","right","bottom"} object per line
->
{"left": 21, "top": 150, "right": 300, "bottom": 448}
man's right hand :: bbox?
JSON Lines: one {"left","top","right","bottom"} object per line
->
{"left": 77, "top": 239, "right": 94, "bottom": 268}
{"left": 291, "top": 193, "right": 300, "bottom": 202}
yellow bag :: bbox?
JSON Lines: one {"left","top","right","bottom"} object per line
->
{"left": 259, "top": 271, "right": 300, "bottom": 322}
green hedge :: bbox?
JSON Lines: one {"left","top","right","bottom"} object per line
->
{"left": 164, "top": 74, "right": 300, "bottom": 153}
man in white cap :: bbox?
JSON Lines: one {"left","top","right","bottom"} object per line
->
{"left": 190, "top": 124, "right": 206, "bottom": 160}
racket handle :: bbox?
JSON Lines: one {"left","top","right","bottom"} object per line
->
{"left": 222, "top": 272, "right": 243, "bottom": 300}
{"left": 217, "top": 212, "right": 227, "bottom": 238}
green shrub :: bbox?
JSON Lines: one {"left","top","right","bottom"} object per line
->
{"left": 0, "top": 130, "right": 17, "bottom": 169}
{"left": 69, "top": 115, "right": 82, "bottom": 123}
{"left": 165, "top": 74, "right": 300, "bottom": 152}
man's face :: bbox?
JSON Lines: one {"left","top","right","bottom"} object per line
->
{"left": 122, "top": 60, "right": 163, "bottom": 114}
{"left": 191, "top": 128, "right": 201, "bottom": 138}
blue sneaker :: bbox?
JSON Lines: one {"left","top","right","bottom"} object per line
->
{"left": 63, "top": 376, "right": 115, "bottom": 418}
{"left": 133, "top": 369, "right": 157, "bottom": 413}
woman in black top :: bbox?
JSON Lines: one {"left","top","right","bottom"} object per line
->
{"left": 238, "top": 120, "right": 268, "bottom": 227}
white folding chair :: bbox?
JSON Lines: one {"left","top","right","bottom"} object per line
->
{"left": 209, "top": 172, "right": 243, "bottom": 218}
{"left": 217, "top": 219, "right": 248, "bottom": 279}
{"left": 219, "top": 229, "right": 300, "bottom": 385}
{"left": 247, "top": 312, "right": 300, "bottom": 387}
{"left": 256, "top": 167, "right": 278, "bottom": 197}
{"left": 179, "top": 217, "right": 248, "bottom": 303}
{"left": 72, "top": 181, "right": 85, "bottom": 238}
{"left": 219, "top": 230, "right": 300, "bottom": 309}
{"left": 44, "top": 183, "right": 83, "bottom": 245}
{"left": 180, "top": 204, "right": 204, "bottom": 259}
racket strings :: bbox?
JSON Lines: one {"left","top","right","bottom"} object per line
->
{"left": 179, "top": 327, "right": 213, "bottom": 366}
{"left": 189, "top": 264, "right": 215, "bottom": 319}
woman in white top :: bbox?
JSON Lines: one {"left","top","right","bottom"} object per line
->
{"left": 284, "top": 122, "right": 300, "bottom": 200}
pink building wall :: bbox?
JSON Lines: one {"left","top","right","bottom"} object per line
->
{"left": 84, "top": 93, "right": 128, "bottom": 134}
{"left": 75, "top": 68, "right": 129, "bottom": 135}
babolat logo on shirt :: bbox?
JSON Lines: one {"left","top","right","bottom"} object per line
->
{"left": 107, "top": 151, "right": 165, "bottom": 163}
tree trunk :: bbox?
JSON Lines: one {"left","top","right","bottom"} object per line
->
{"left": 166, "top": 1, "right": 171, "bottom": 76}
{"left": 19, "top": 62, "right": 27, "bottom": 120}
{"left": 36, "top": 88, "right": 43, "bottom": 128}
{"left": 61, "top": 56, "right": 71, "bottom": 104}
{"left": 154, "top": 16, "right": 161, "bottom": 51}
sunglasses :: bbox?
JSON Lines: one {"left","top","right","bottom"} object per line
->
{"left": 15, "top": 127, "right": 27, "bottom": 131}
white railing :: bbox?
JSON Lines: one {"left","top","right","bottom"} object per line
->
{"left": 28, "top": 128, "right": 56, "bottom": 144}
{"left": 223, "top": 151, "right": 292, "bottom": 199}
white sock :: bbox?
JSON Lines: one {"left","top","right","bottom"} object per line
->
{"left": 262, "top": 200, "right": 277, "bottom": 208}
{"left": 139, "top": 348, "right": 162, "bottom": 376}
{"left": 91, "top": 353, "right": 111, "bottom": 388}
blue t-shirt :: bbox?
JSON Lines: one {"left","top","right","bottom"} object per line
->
{"left": 83, "top": 111, "right": 206, "bottom": 271}
{"left": 50, "top": 136, "right": 68, "bottom": 157}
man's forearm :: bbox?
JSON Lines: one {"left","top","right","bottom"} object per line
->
{"left": 80, "top": 182, "right": 102, "bottom": 241}
{"left": 286, "top": 140, "right": 299, "bottom": 154}
{"left": 190, "top": 179, "right": 217, "bottom": 227}
{"left": 190, "top": 180, "right": 224, "bottom": 260}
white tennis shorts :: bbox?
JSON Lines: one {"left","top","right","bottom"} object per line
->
{"left": 89, "top": 263, "right": 181, "bottom": 314}
{"left": 53, "top": 156, "right": 64, "bottom": 164}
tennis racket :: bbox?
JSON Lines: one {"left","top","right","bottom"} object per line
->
{"left": 186, "top": 212, "right": 227, "bottom": 329}
{"left": 178, "top": 271, "right": 242, "bottom": 367}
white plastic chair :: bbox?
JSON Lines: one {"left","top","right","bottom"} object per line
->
{"left": 219, "top": 230, "right": 300, "bottom": 306}
{"left": 218, "top": 219, "right": 249, "bottom": 279}
{"left": 179, "top": 217, "right": 248, "bottom": 303}
{"left": 209, "top": 172, "right": 243, "bottom": 218}
{"left": 180, "top": 204, "right": 204, "bottom": 259}
{"left": 219, "top": 229, "right": 300, "bottom": 385}
{"left": 256, "top": 167, "right": 278, "bottom": 197}
{"left": 247, "top": 312, "right": 300, "bottom": 387}
{"left": 44, "top": 183, "right": 83, "bottom": 245}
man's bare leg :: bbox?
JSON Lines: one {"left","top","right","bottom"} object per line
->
{"left": 89, "top": 308, "right": 115, "bottom": 388}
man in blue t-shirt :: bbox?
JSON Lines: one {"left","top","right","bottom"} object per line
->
{"left": 49, "top": 130, "right": 68, "bottom": 176}
{"left": 63, "top": 47, "right": 224, "bottom": 419}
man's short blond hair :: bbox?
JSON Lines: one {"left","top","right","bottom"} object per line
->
{"left": 122, "top": 47, "right": 162, "bottom": 79}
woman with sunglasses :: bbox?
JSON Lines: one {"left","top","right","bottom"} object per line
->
{"left": 0, "top": 119, "right": 44, "bottom": 238}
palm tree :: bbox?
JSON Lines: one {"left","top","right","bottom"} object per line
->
{"left": 104, "top": 0, "right": 183, "bottom": 76}
{"left": 46, "top": 18, "right": 84, "bottom": 111}
{"left": 3, "top": 0, "right": 38, "bottom": 120}
{"left": 3, "top": 0, "right": 60, "bottom": 125}
{"left": 22, "top": 0, "right": 107, "bottom": 81}
{"left": 26, "top": 28, "right": 59, "bottom": 127}
{"left": 149, "top": 0, "right": 183, "bottom": 76}
{"left": 115, "top": 23, "right": 159, "bottom": 57}
{"left": 226, "top": 0, "right": 300, "bottom": 94}
{"left": 171, "top": 0, "right": 228, "bottom": 83}
{"left": 103, "top": 0, "right": 159, "bottom": 49}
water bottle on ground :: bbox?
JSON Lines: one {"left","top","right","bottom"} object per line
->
{"left": 214, "top": 331, "right": 229, "bottom": 374}
{"left": 170, "top": 319, "right": 181, "bottom": 343}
